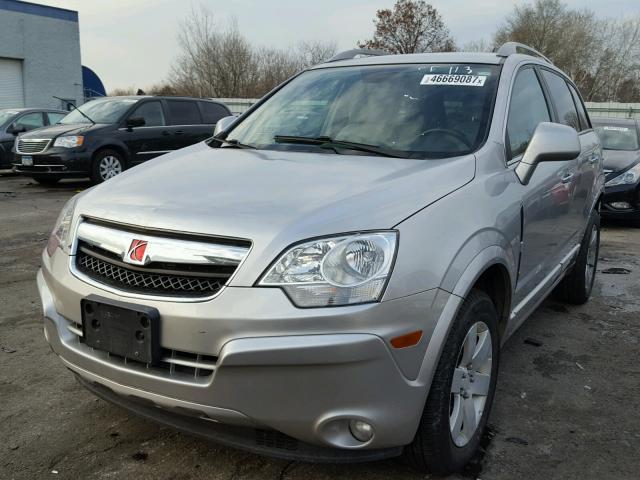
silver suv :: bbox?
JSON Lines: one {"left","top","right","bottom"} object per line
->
{"left": 39, "top": 43, "right": 603, "bottom": 474}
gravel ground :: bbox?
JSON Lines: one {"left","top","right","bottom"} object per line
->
{"left": 1, "top": 173, "right": 639, "bottom": 480}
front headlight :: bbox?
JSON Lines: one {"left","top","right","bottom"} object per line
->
{"left": 46, "top": 196, "right": 77, "bottom": 256}
{"left": 606, "top": 162, "right": 640, "bottom": 187}
{"left": 259, "top": 232, "right": 397, "bottom": 307}
{"left": 53, "top": 135, "right": 84, "bottom": 148}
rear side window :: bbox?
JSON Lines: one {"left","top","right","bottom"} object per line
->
{"left": 166, "top": 100, "right": 201, "bottom": 125}
{"left": 47, "top": 112, "right": 66, "bottom": 125}
{"left": 541, "top": 70, "right": 580, "bottom": 131}
{"left": 200, "top": 102, "right": 229, "bottom": 124}
{"left": 130, "top": 101, "right": 165, "bottom": 127}
{"left": 567, "top": 84, "right": 590, "bottom": 131}
{"left": 507, "top": 68, "right": 551, "bottom": 158}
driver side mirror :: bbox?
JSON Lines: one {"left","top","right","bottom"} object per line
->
{"left": 213, "top": 115, "right": 237, "bottom": 138}
{"left": 515, "top": 122, "right": 581, "bottom": 185}
{"left": 126, "top": 116, "right": 145, "bottom": 129}
{"left": 7, "top": 124, "right": 26, "bottom": 135}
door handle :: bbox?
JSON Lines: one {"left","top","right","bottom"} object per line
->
{"left": 561, "top": 172, "right": 574, "bottom": 183}
{"left": 174, "top": 130, "right": 185, "bottom": 135}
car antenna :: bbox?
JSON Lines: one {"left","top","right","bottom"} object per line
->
{"left": 52, "top": 96, "right": 95, "bottom": 124}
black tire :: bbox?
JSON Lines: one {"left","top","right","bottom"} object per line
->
{"left": 32, "top": 176, "right": 61, "bottom": 186}
{"left": 404, "top": 289, "right": 500, "bottom": 475}
{"left": 554, "top": 210, "right": 600, "bottom": 305}
{"left": 90, "top": 149, "right": 125, "bottom": 184}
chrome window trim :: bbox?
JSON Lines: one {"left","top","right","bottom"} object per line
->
{"left": 68, "top": 218, "right": 253, "bottom": 303}
{"left": 136, "top": 150, "right": 173, "bottom": 155}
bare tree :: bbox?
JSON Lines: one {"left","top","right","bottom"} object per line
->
{"left": 299, "top": 40, "right": 338, "bottom": 66}
{"left": 461, "top": 39, "right": 494, "bottom": 53}
{"left": 358, "top": 0, "right": 455, "bottom": 54}
{"left": 494, "top": 0, "right": 640, "bottom": 101}
{"left": 169, "top": 7, "right": 337, "bottom": 98}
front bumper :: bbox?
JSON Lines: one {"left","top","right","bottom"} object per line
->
{"left": 39, "top": 248, "right": 456, "bottom": 459}
{"left": 601, "top": 182, "right": 640, "bottom": 220}
{"left": 12, "top": 148, "right": 92, "bottom": 177}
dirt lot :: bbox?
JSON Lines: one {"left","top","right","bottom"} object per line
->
{"left": 1, "top": 172, "right": 639, "bottom": 480}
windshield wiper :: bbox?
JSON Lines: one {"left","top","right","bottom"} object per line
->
{"left": 220, "top": 138, "right": 256, "bottom": 149}
{"left": 273, "top": 135, "right": 409, "bottom": 158}
{"left": 53, "top": 96, "right": 95, "bottom": 124}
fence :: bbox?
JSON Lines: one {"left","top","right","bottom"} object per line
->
{"left": 585, "top": 102, "right": 640, "bottom": 119}
{"left": 214, "top": 98, "right": 640, "bottom": 120}
{"left": 214, "top": 98, "right": 259, "bottom": 115}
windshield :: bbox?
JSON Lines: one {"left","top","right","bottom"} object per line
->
{"left": 58, "top": 98, "right": 139, "bottom": 125}
{"left": 226, "top": 63, "right": 501, "bottom": 159}
{"left": 595, "top": 124, "right": 640, "bottom": 151}
{"left": 0, "top": 110, "right": 19, "bottom": 126}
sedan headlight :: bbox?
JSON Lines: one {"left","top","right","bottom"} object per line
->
{"left": 53, "top": 135, "right": 84, "bottom": 148}
{"left": 605, "top": 162, "right": 640, "bottom": 187}
{"left": 259, "top": 232, "right": 397, "bottom": 307}
{"left": 46, "top": 196, "right": 77, "bottom": 256}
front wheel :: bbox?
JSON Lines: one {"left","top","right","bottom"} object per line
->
{"left": 91, "top": 149, "right": 124, "bottom": 184}
{"left": 554, "top": 210, "right": 600, "bottom": 304}
{"left": 404, "top": 289, "right": 499, "bottom": 475}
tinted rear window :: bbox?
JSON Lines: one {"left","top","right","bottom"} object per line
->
{"left": 541, "top": 70, "right": 580, "bottom": 131}
{"left": 167, "top": 100, "right": 201, "bottom": 125}
{"left": 200, "top": 102, "right": 229, "bottom": 124}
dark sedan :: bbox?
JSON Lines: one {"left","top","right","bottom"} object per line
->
{"left": 0, "top": 108, "right": 67, "bottom": 168}
{"left": 593, "top": 117, "right": 640, "bottom": 223}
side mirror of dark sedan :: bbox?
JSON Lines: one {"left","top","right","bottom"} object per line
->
{"left": 126, "top": 117, "right": 146, "bottom": 129}
{"left": 7, "top": 124, "right": 26, "bottom": 135}
{"left": 213, "top": 115, "right": 237, "bottom": 138}
{"left": 515, "top": 122, "right": 581, "bottom": 185}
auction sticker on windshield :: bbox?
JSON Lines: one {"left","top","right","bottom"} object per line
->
{"left": 421, "top": 74, "right": 487, "bottom": 87}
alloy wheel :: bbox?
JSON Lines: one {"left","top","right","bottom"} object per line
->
{"left": 99, "top": 155, "right": 122, "bottom": 180}
{"left": 449, "top": 321, "right": 492, "bottom": 447}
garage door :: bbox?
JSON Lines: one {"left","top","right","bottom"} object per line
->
{"left": 0, "top": 58, "right": 24, "bottom": 108}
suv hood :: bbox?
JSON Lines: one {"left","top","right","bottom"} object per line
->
{"left": 76, "top": 142, "right": 475, "bottom": 280}
{"left": 20, "top": 123, "right": 110, "bottom": 139}
{"left": 603, "top": 149, "right": 640, "bottom": 174}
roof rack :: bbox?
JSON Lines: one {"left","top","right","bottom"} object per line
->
{"left": 494, "top": 42, "right": 552, "bottom": 64}
{"left": 325, "top": 49, "right": 389, "bottom": 63}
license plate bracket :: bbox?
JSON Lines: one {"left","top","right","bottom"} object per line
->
{"left": 81, "top": 295, "right": 160, "bottom": 364}
{"left": 21, "top": 155, "right": 33, "bottom": 166}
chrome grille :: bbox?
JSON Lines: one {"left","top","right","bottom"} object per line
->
{"left": 17, "top": 138, "right": 50, "bottom": 154}
{"left": 76, "top": 245, "right": 228, "bottom": 297}
{"left": 72, "top": 219, "right": 251, "bottom": 300}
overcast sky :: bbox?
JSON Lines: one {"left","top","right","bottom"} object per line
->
{"left": 32, "top": 0, "right": 640, "bottom": 91}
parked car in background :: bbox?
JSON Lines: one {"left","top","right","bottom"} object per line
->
{"left": 12, "top": 96, "right": 231, "bottom": 184}
{"left": 592, "top": 117, "right": 640, "bottom": 223}
{"left": 0, "top": 108, "right": 67, "bottom": 169}
{"left": 39, "top": 44, "right": 603, "bottom": 475}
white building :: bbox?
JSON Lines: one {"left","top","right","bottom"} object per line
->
{"left": 0, "top": 0, "right": 83, "bottom": 110}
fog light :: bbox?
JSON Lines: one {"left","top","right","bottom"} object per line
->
{"left": 349, "top": 420, "right": 374, "bottom": 442}
{"left": 610, "top": 202, "right": 631, "bottom": 210}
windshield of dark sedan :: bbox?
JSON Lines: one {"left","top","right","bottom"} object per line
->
{"left": 0, "top": 110, "right": 20, "bottom": 126}
{"left": 226, "top": 63, "right": 501, "bottom": 158}
{"left": 58, "top": 98, "right": 139, "bottom": 125}
{"left": 595, "top": 124, "right": 640, "bottom": 151}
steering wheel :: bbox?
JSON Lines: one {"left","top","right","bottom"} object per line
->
{"left": 418, "top": 128, "right": 473, "bottom": 150}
